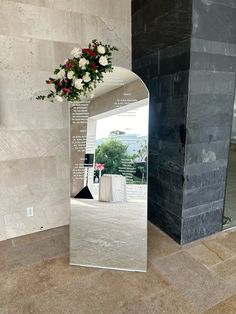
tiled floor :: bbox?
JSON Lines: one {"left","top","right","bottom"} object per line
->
{"left": 1, "top": 224, "right": 236, "bottom": 313}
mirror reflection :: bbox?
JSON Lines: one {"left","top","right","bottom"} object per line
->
{"left": 69, "top": 67, "right": 149, "bottom": 271}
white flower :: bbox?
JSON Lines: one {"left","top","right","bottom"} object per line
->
{"left": 51, "top": 74, "right": 58, "bottom": 80}
{"left": 49, "top": 84, "right": 56, "bottom": 93}
{"left": 67, "top": 71, "right": 74, "bottom": 80}
{"left": 90, "top": 93, "right": 94, "bottom": 99}
{"left": 63, "top": 58, "right": 68, "bottom": 64}
{"left": 74, "top": 79, "right": 83, "bottom": 90}
{"left": 71, "top": 47, "right": 82, "bottom": 58}
{"left": 82, "top": 72, "right": 91, "bottom": 83}
{"left": 99, "top": 56, "right": 108, "bottom": 66}
{"left": 79, "top": 58, "right": 87, "bottom": 68}
{"left": 97, "top": 45, "right": 106, "bottom": 54}
{"left": 55, "top": 95, "right": 63, "bottom": 102}
{"left": 56, "top": 69, "right": 66, "bottom": 80}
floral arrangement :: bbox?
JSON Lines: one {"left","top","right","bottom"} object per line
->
{"left": 36, "top": 39, "right": 118, "bottom": 102}
{"left": 95, "top": 163, "right": 105, "bottom": 179}
{"left": 95, "top": 163, "right": 105, "bottom": 171}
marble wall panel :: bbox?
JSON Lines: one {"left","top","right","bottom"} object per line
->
{"left": 0, "top": 157, "right": 57, "bottom": 188}
{"left": 6, "top": 0, "right": 131, "bottom": 22}
{"left": 0, "top": 2, "right": 130, "bottom": 67}
{"left": 0, "top": 129, "right": 69, "bottom": 161}
{"left": 0, "top": 179, "right": 69, "bottom": 216}
{"left": 0, "top": 0, "right": 131, "bottom": 240}
{"left": 4, "top": 199, "right": 70, "bottom": 239}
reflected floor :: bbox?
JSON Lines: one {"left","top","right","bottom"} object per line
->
{"left": 224, "top": 146, "right": 236, "bottom": 229}
{"left": 70, "top": 199, "right": 147, "bottom": 271}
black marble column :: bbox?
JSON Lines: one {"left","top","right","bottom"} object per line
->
{"left": 132, "top": 0, "right": 236, "bottom": 243}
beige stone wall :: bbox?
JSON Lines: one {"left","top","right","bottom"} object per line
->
{"left": 0, "top": 0, "right": 131, "bottom": 240}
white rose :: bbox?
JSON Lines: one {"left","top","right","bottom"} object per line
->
{"left": 49, "top": 84, "right": 56, "bottom": 93}
{"left": 82, "top": 72, "right": 91, "bottom": 83}
{"left": 56, "top": 69, "right": 66, "bottom": 80}
{"left": 74, "top": 79, "right": 83, "bottom": 90}
{"left": 79, "top": 58, "right": 87, "bottom": 67}
{"left": 99, "top": 56, "right": 108, "bottom": 66}
{"left": 67, "top": 71, "right": 74, "bottom": 80}
{"left": 97, "top": 45, "right": 106, "bottom": 54}
{"left": 71, "top": 47, "right": 81, "bottom": 58}
{"left": 51, "top": 74, "right": 58, "bottom": 80}
{"left": 55, "top": 95, "right": 63, "bottom": 102}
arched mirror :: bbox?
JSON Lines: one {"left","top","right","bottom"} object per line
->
{"left": 69, "top": 66, "right": 149, "bottom": 271}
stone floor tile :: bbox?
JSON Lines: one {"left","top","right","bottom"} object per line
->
{"left": 3, "top": 257, "right": 98, "bottom": 305}
{"left": 203, "top": 294, "right": 236, "bottom": 314}
{"left": 202, "top": 237, "right": 236, "bottom": 261}
{"left": 6, "top": 234, "right": 69, "bottom": 270}
{"left": 0, "top": 252, "right": 7, "bottom": 272}
{"left": 148, "top": 223, "right": 180, "bottom": 261}
{"left": 0, "top": 239, "right": 11, "bottom": 272}
{"left": 119, "top": 263, "right": 170, "bottom": 295}
{"left": 153, "top": 251, "right": 234, "bottom": 311}
{"left": 220, "top": 231, "right": 236, "bottom": 253}
{"left": 0, "top": 305, "right": 8, "bottom": 314}
{"left": 8, "top": 270, "right": 140, "bottom": 314}
{"left": 7, "top": 275, "right": 197, "bottom": 314}
{"left": 116, "top": 287, "right": 198, "bottom": 314}
{"left": 10, "top": 225, "right": 69, "bottom": 247}
{"left": 113, "top": 297, "right": 150, "bottom": 314}
{"left": 141, "top": 287, "right": 198, "bottom": 314}
{"left": 184, "top": 243, "right": 223, "bottom": 267}
{"left": 210, "top": 256, "right": 236, "bottom": 290}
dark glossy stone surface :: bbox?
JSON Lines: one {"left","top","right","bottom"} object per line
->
{"left": 148, "top": 199, "right": 182, "bottom": 243}
{"left": 192, "top": 0, "right": 236, "bottom": 44}
{"left": 181, "top": 207, "right": 224, "bottom": 244}
{"left": 132, "top": 0, "right": 192, "bottom": 59}
{"left": 132, "top": 0, "right": 236, "bottom": 244}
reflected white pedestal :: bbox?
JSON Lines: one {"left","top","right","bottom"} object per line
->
{"left": 99, "top": 174, "right": 127, "bottom": 202}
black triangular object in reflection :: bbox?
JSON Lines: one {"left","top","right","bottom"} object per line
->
{"left": 74, "top": 186, "right": 93, "bottom": 199}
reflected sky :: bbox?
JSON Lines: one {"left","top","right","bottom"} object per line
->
{"left": 96, "top": 105, "right": 148, "bottom": 139}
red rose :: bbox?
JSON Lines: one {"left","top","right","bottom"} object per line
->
{"left": 62, "top": 88, "right": 70, "bottom": 94}
{"left": 91, "top": 63, "right": 97, "bottom": 70}
{"left": 46, "top": 80, "right": 51, "bottom": 84}
{"left": 66, "top": 62, "right": 72, "bottom": 69}
{"left": 82, "top": 48, "right": 96, "bottom": 57}
{"left": 89, "top": 50, "right": 96, "bottom": 57}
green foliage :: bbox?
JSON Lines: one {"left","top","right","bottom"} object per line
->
{"left": 95, "top": 139, "right": 131, "bottom": 175}
{"left": 137, "top": 141, "right": 148, "bottom": 161}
